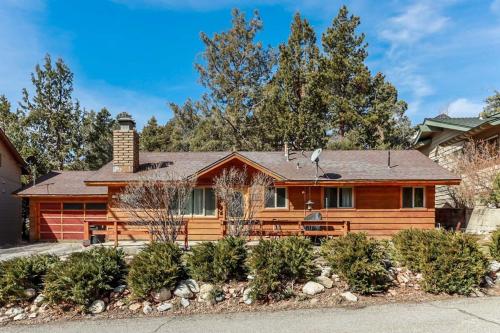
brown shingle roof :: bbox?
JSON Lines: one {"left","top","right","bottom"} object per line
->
{"left": 16, "top": 171, "right": 107, "bottom": 196}
{"left": 86, "top": 150, "right": 459, "bottom": 183}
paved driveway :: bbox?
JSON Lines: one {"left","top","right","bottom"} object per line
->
{"left": 4, "top": 297, "right": 500, "bottom": 333}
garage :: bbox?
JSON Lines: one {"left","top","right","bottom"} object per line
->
{"left": 39, "top": 202, "right": 107, "bottom": 241}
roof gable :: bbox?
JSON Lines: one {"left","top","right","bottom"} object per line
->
{"left": 0, "top": 128, "right": 27, "bottom": 170}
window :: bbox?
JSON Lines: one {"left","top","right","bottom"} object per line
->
{"left": 63, "top": 203, "right": 84, "bottom": 210}
{"left": 265, "top": 187, "right": 287, "bottom": 208}
{"left": 86, "top": 203, "right": 107, "bottom": 211}
{"left": 402, "top": 187, "right": 425, "bottom": 208}
{"left": 324, "top": 187, "right": 354, "bottom": 208}
{"left": 175, "top": 188, "right": 216, "bottom": 216}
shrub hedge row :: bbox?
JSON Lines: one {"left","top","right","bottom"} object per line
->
{"left": 0, "top": 230, "right": 495, "bottom": 307}
{"left": 393, "top": 229, "right": 488, "bottom": 295}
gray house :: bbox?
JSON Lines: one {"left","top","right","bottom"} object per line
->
{"left": 0, "top": 129, "right": 27, "bottom": 245}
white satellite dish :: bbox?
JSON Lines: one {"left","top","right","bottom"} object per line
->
{"left": 311, "top": 148, "right": 322, "bottom": 163}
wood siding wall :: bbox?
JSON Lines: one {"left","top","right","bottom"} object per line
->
{"left": 0, "top": 139, "right": 22, "bottom": 245}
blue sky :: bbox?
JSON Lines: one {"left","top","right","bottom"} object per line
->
{"left": 1, "top": 0, "right": 499, "bottom": 129}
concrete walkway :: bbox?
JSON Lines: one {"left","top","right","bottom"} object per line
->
{"left": 4, "top": 297, "right": 500, "bottom": 333}
{"left": 0, "top": 243, "right": 84, "bottom": 261}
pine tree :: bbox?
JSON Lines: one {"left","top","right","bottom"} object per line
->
{"left": 321, "top": 6, "right": 371, "bottom": 139}
{"left": 168, "top": 100, "right": 200, "bottom": 151}
{"left": 258, "top": 13, "right": 327, "bottom": 150}
{"left": 140, "top": 116, "right": 169, "bottom": 152}
{"left": 196, "top": 9, "right": 275, "bottom": 150}
{"left": 19, "top": 54, "right": 81, "bottom": 173}
{"left": 481, "top": 91, "right": 500, "bottom": 118}
{"left": 82, "top": 108, "right": 115, "bottom": 169}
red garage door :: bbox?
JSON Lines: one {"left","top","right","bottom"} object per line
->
{"left": 39, "top": 202, "right": 107, "bottom": 240}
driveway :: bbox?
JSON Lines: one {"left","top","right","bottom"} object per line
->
{"left": 3, "top": 297, "right": 500, "bottom": 333}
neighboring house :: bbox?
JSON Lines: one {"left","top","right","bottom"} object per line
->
{"left": 414, "top": 113, "right": 500, "bottom": 207}
{"left": 17, "top": 115, "right": 459, "bottom": 242}
{"left": 0, "top": 129, "right": 27, "bottom": 245}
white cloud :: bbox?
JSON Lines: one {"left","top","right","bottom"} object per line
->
{"left": 380, "top": 3, "right": 449, "bottom": 45}
{"left": 446, "top": 98, "right": 483, "bottom": 117}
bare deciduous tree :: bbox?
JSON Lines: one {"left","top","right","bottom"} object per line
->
{"left": 214, "top": 167, "right": 273, "bottom": 237}
{"left": 446, "top": 139, "right": 500, "bottom": 208}
{"left": 117, "top": 168, "right": 196, "bottom": 242}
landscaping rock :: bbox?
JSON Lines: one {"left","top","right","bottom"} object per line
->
{"left": 180, "top": 298, "right": 190, "bottom": 308}
{"left": 174, "top": 282, "right": 194, "bottom": 299}
{"left": 341, "top": 292, "right": 358, "bottom": 302}
{"left": 28, "top": 313, "right": 37, "bottom": 319}
{"left": 490, "top": 260, "right": 500, "bottom": 273}
{"left": 13, "top": 313, "right": 27, "bottom": 321}
{"left": 198, "top": 284, "right": 214, "bottom": 301}
{"left": 33, "top": 294, "right": 45, "bottom": 306}
{"left": 157, "top": 302, "right": 173, "bottom": 312}
{"left": 331, "top": 274, "right": 340, "bottom": 282}
{"left": 151, "top": 288, "right": 172, "bottom": 302}
{"left": 397, "top": 273, "right": 410, "bottom": 284}
{"left": 0, "top": 316, "right": 10, "bottom": 323}
{"left": 113, "top": 285, "right": 127, "bottom": 294}
{"left": 128, "top": 303, "right": 142, "bottom": 311}
{"left": 215, "top": 293, "right": 225, "bottom": 303}
{"left": 89, "top": 300, "right": 106, "bottom": 314}
{"left": 184, "top": 279, "right": 200, "bottom": 293}
{"left": 142, "top": 302, "right": 153, "bottom": 315}
{"left": 5, "top": 307, "right": 24, "bottom": 318}
{"left": 484, "top": 276, "right": 495, "bottom": 287}
{"left": 242, "top": 288, "right": 253, "bottom": 305}
{"left": 247, "top": 274, "right": 254, "bottom": 280}
{"left": 316, "top": 276, "right": 334, "bottom": 289}
{"left": 310, "top": 298, "right": 319, "bottom": 305}
{"left": 321, "top": 267, "right": 332, "bottom": 278}
{"left": 24, "top": 288, "right": 36, "bottom": 299}
{"left": 302, "top": 281, "right": 325, "bottom": 296}
{"left": 387, "top": 289, "right": 397, "bottom": 297}
{"left": 38, "top": 304, "right": 49, "bottom": 313}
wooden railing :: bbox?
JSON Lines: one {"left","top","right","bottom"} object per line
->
{"left": 83, "top": 219, "right": 189, "bottom": 248}
{"left": 221, "top": 219, "right": 350, "bottom": 238}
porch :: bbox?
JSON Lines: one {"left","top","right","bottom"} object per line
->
{"left": 83, "top": 218, "right": 351, "bottom": 247}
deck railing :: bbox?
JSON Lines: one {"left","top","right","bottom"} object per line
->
{"left": 220, "top": 219, "right": 350, "bottom": 238}
{"left": 84, "top": 218, "right": 350, "bottom": 247}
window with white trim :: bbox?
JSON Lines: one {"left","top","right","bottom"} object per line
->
{"left": 265, "top": 187, "right": 287, "bottom": 208}
{"left": 173, "top": 188, "right": 216, "bottom": 216}
{"left": 402, "top": 187, "right": 425, "bottom": 208}
{"left": 324, "top": 187, "right": 353, "bottom": 208}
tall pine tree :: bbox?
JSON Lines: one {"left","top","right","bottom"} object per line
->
{"left": 19, "top": 54, "right": 81, "bottom": 174}
{"left": 321, "top": 6, "right": 371, "bottom": 141}
{"left": 258, "top": 13, "right": 327, "bottom": 150}
{"left": 195, "top": 9, "right": 275, "bottom": 150}
{"left": 140, "top": 116, "right": 170, "bottom": 152}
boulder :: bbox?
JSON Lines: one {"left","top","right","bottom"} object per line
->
{"left": 198, "top": 284, "right": 215, "bottom": 302}
{"left": 302, "top": 281, "right": 325, "bottom": 296}
{"left": 340, "top": 292, "right": 358, "bottom": 302}
{"left": 142, "top": 302, "right": 153, "bottom": 315}
{"left": 484, "top": 276, "right": 495, "bottom": 287}
{"left": 89, "top": 300, "right": 106, "bottom": 314}
{"left": 113, "top": 285, "right": 127, "bottom": 294}
{"left": 151, "top": 288, "right": 172, "bottom": 302}
{"left": 24, "top": 288, "right": 36, "bottom": 299}
{"left": 128, "top": 303, "right": 142, "bottom": 311}
{"left": 157, "top": 302, "right": 173, "bottom": 312}
{"left": 331, "top": 274, "right": 341, "bottom": 282}
{"left": 180, "top": 298, "right": 190, "bottom": 308}
{"left": 242, "top": 288, "right": 253, "bottom": 305}
{"left": 5, "top": 307, "right": 24, "bottom": 318}
{"left": 174, "top": 282, "right": 194, "bottom": 299}
{"left": 33, "top": 294, "right": 45, "bottom": 306}
{"left": 316, "top": 276, "right": 334, "bottom": 289}
{"left": 320, "top": 267, "right": 332, "bottom": 278}
{"left": 490, "top": 260, "right": 500, "bottom": 273}
{"left": 184, "top": 279, "right": 200, "bottom": 293}
{"left": 13, "top": 313, "right": 27, "bottom": 321}
{"left": 28, "top": 313, "right": 37, "bottom": 319}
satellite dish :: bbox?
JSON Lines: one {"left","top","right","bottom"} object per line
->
{"left": 311, "top": 148, "right": 322, "bottom": 163}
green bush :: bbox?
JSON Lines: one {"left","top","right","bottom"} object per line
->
{"left": 127, "top": 242, "right": 183, "bottom": 299}
{"left": 421, "top": 232, "right": 488, "bottom": 295}
{"left": 392, "top": 229, "right": 445, "bottom": 272}
{"left": 249, "top": 237, "right": 315, "bottom": 300}
{"left": 186, "top": 237, "right": 247, "bottom": 283}
{"left": 44, "top": 247, "right": 126, "bottom": 307}
{"left": 321, "top": 233, "right": 390, "bottom": 294}
{"left": 489, "top": 228, "right": 500, "bottom": 260}
{"left": 0, "top": 254, "right": 59, "bottom": 305}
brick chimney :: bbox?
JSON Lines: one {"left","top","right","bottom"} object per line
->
{"left": 113, "top": 112, "right": 139, "bottom": 173}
